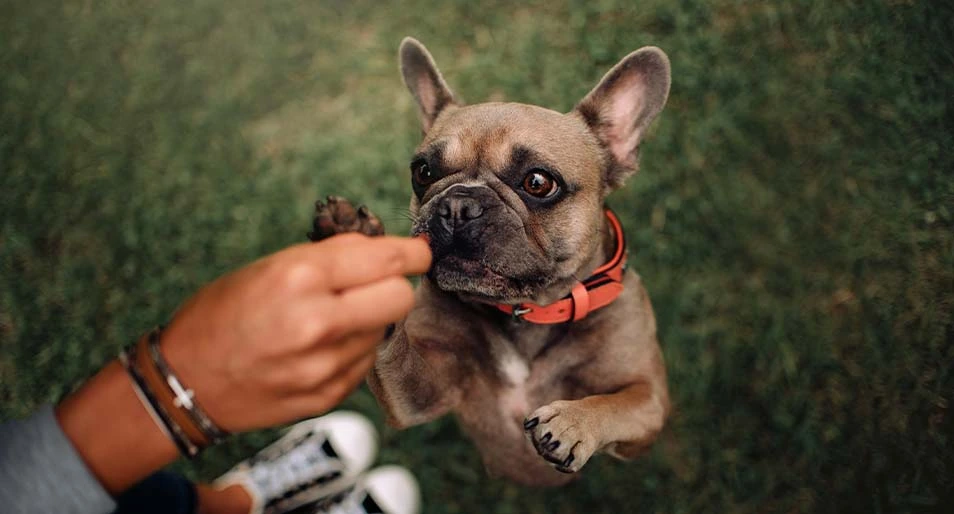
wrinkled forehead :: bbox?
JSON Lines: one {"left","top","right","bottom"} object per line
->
{"left": 420, "top": 103, "right": 602, "bottom": 179}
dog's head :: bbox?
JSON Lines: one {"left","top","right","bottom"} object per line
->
{"left": 401, "top": 38, "right": 670, "bottom": 305}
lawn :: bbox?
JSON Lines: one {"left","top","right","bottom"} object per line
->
{"left": 1, "top": 1, "right": 952, "bottom": 513}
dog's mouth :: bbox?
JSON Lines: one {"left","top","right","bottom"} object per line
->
{"left": 429, "top": 255, "right": 545, "bottom": 303}
{"left": 437, "top": 255, "right": 499, "bottom": 277}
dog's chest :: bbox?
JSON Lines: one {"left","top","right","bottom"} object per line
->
{"left": 497, "top": 350, "right": 532, "bottom": 422}
{"left": 490, "top": 339, "right": 580, "bottom": 430}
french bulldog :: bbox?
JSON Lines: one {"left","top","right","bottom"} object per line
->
{"left": 308, "top": 37, "right": 671, "bottom": 487}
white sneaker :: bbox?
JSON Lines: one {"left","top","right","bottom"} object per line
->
{"left": 303, "top": 465, "right": 421, "bottom": 514}
{"left": 215, "top": 411, "right": 378, "bottom": 514}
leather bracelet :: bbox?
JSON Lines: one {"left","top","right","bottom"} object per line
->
{"left": 133, "top": 331, "right": 212, "bottom": 452}
{"left": 119, "top": 337, "right": 200, "bottom": 458}
{"left": 146, "top": 327, "right": 230, "bottom": 444}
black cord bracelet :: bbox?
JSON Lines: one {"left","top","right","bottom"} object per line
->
{"left": 146, "top": 327, "right": 230, "bottom": 444}
{"left": 119, "top": 339, "right": 201, "bottom": 459}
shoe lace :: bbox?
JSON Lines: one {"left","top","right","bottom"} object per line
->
{"left": 252, "top": 432, "right": 343, "bottom": 502}
{"left": 314, "top": 486, "right": 372, "bottom": 514}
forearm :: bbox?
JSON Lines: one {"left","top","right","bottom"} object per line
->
{"left": 55, "top": 360, "right": 180, "bottom": 495}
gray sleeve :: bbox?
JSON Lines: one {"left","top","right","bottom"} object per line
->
{"left": 0, "top": 404, "right": 116, "bottom": 514}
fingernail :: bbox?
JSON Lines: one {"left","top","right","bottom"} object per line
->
{"left": 523, "top": 417, "right": 539, "bottom": 430}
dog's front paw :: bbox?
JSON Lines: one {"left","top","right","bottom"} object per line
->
{"left": 307, "top": 196, "right": 385, "bottom": 242}
{"left": 524, "top": 401, "right": 599, "bottom": 474}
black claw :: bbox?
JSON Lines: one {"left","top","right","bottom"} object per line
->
{"left": 540, "top": 432, "right": 552, "bottom": 445}
{"left": 327, "top": 195, "right": 336, "bottom": 203}
{"left": 523, "top": 418, "right": 539, "bottom": 430}
{"left": 315, "top": 200, "right": 325, "bottom": 209}
{"left": 358, "top": 205, "right": 369, "bottom": 217}
{"left": 562, "top": 454, "right": 575, "bottom": 468}
{"left": 546, "top": 440, "right": 560, "bottom": 452}
{"left": 555, "top": 466, "right": 575, "bottom": 474}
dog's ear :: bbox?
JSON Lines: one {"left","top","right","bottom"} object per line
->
{"left": 575, "top": 47, "right": 670, "bottom": 189}
{"left": 400, "top": 37, "right": 459, "bottom": 133}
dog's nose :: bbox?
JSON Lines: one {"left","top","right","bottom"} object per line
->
{"left": 437, "top": 192, "right": 484, "bottom": 232}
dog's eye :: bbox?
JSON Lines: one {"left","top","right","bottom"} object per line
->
{"left": 522, "top": 170, "right": 558, "bottom": 198}
{"left": 411, "top": 159, "right": 437, "bottom": 186}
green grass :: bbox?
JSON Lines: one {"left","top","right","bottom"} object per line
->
{"left": 2, "top": 1, "right": 952, "bottom": 513}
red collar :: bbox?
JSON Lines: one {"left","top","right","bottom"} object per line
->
{"left": 495, "top": 209, "right": 627, "bottom": 324}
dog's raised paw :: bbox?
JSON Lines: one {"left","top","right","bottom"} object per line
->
{"left": 524, "top": 400, "right": 598, "bottom": 474}
{"left": 308, "top": 196, "right": 385, "bottom": 241}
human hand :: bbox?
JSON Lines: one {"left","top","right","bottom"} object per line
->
{"left": 159, "top": 233, "right": 431, "bottom": 433}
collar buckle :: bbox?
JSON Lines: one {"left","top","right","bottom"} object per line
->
{"left": 511, "top": 306, "right": 532, "bottom": 320}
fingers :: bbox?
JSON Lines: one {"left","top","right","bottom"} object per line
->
{"left": 290, "top": 351, "right": 377, "bottom": 416}
{"left": 333, "top": 275, "right": 418, "bottom": 331}
{"left": 267, "top": 327, "right": 382, "bottom": 397}
{"left": 303, "top": 234, "right": 431, "bottom": 290}
{"left": 319, "top": 328, "right": 386, "bottom": 368}
{"left": 284, "top": 275, "right": 414, "bottom": 347}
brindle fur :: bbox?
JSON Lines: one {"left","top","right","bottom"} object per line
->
{"left": 313, "top": 38, "right": 671, "bottom": 487}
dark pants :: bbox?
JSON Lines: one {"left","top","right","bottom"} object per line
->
{"left": 114, "top": 471, "right": 197, "bottom": 514}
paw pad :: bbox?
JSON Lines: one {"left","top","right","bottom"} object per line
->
{"left": 308, "top": 196, "right": 384, "bottom": 241}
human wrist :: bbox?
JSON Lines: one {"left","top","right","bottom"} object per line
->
{"left": 123, "top": 328, "right": 230, "bottom": 457}
{"left": 55, "top": 359, "right": 180, "bottom": 495}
